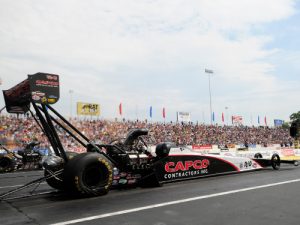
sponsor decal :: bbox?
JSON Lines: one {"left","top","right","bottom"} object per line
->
{"left": 164, "top": 170, "right": 208, "bottom": 180}
{"left": 49, "top": 95, "right": 58, "bottom": 99}
{"left": 253, "top": 162, "right": 258, "bottom": 168}
{"left": 132, "top": 174, "right": 142, "bottom": 179}
{"left": 120, "top": 172, "right": 127, "bottom": 178}
{"left": 41, "top": 97, "right": 47, "bottom": 103}
{"left": 32, "top": 95, "right": 40, "bottom": 101}
{"left": 118, "top": 179, "right": 127, "bottom": 184}
{"left": 32, "top": 91, "right": 45, "bottom": 97}
{"left": 241, "top": 161, "right": 252, "bottom": 169}
{"left": 239, "top": 163, "right": 243, "bottom": 169}
{"left": 36, "top": 80, "right": 59, "bottom": 87}
{"left": 113, "top": 176, "right": 120, "bottom": 180}
{"left": 165, "top": 159, "right": 210, "bottom": 172}
{"left": 164, "top": 159, "right": 210, "bottom": 180}
{"left": 47, "top": 98, "right": 56, "bottom": 104}
{"left": 113, "top": 168, "right": 119, "bottom": 176}
{"left": 128, "top": 179, "right": 137, "bottom": 185}
{"left": 112, "top": 180, "right": 119, "bottom": 186}
{"left": 46, "top": 75, "right": 58, "bottom": 80}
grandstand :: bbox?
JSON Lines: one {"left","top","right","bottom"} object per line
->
{"left": 0, "top": 114, "right": 293, "bottom": 153}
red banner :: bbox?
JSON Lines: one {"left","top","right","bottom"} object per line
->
{"left": 119, "top": 103, "right": 122, "bottom": 116}
{"left": 281, "top": 148, "right": 295, "bottom": 156}
{"left": 192, "top": 145, "right": 212, "bottom": 150}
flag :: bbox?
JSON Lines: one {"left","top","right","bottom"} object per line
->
{"left": 119, "top": 103, "right": 122, "bottom": 116}
{"left": 258, "top": 115, "right": 260, "bottom": 125}
{"left": 212, "top": 112, "right": 215, "bottom": 122}
{"left": 222, "top": 112, "right": 224, "bottom": 123}
{"left": 150, "top": 106, "right": 152, "bottom": 118}
{"left": 163, "top": 107, "right": 166, "bottom": 119}
{"left": 264, "top": 116, "right": 267, "bottom": 126}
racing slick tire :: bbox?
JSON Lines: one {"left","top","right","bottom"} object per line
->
{"left": 271, "top": 153, "right": 280, "bottom": 170}
{"left": 0, "top": 155, "right": 15, "bottom": 173}
{"left": 44, "top": 151, "right": 78, "bottom": 190}
{"left": 63, "top": 152, "right": 113, "bottom": 196}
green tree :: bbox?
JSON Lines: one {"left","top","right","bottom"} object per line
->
{"left": 290, "top": 111, "right": 300, "bottom": 139}
{"left": 282, "top": 122, "right": 290, "bottom": 129}
{"left": 290, "top": 111, "right": 300, "bottom": 122}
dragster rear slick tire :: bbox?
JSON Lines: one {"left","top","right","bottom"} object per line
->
{"left": 271, "top": 153, "right": 280, "bottom": 170}
{"left": 63, "top": 152, "right": 113, "bottom": 196}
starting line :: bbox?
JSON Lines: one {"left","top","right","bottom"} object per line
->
{"left": 51, "top": 178, "right": 300, "bottom": 225}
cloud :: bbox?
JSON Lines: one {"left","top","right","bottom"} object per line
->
{"left": 0, "top": 0, "right": 298, "bottom": 123}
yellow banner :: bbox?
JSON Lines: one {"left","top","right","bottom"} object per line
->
{"left": 77, "top": 102, "right": 100, "bottom": 116}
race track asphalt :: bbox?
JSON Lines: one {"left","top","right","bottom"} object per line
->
{"left": 1, "top": 165, "right": 300, "bottom": 225}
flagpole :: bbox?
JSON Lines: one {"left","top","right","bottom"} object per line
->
{"left": 69, "top": 89, "right": 74, "bottom": 118}
{"left": 225, "top": 106, "right": 228, "bottom": 126}
{"left": 205, "top": 69, "right": 213, "bottom": 125}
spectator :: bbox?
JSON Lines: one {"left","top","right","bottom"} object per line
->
{"left": 0, "top": 115, "right": 294, "bottom": 152}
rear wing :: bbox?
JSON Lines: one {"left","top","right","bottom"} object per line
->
{"left": 3, "top": 73, "right": 59, "bottom": 113}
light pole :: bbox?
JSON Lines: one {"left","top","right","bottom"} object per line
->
{"left": 205, "top": 69, "right": 213, "bottom": 125}
{"left": 69, "top": 89, "right": 74, "bottom": 118}
{"left": 225, "top": 106, "right": 229, "bottom": 125}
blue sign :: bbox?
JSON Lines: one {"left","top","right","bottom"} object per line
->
{"left": 274, "top": 119, "right": 284, "bottom": 127}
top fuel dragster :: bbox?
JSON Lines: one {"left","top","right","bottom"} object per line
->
{"left": 1, "top": 73, "right": 298, "bottom": 199}
{"left": 0, "top": 142, "right": 44, "bottom": 172}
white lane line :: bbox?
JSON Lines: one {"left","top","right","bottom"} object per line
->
{"left": 52, "top": 178, "right": 300, "bottom": 225}
{"left": 0, "top": 182, "right": 47, "bottom": 189}
{"left": 0, "top": 184, "right": 23, "bottom": 189}
{"left": 0, "top": 171, "right": 43, "bottom": 176}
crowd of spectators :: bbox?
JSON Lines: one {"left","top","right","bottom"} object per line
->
{"left": 0, "top": 114, "right": 293, "bottom": 152}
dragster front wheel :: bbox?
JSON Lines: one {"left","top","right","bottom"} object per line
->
{"left": 271, "top": 153, "right": 280, "bottom": 170}
{"left": 44, "top": 151, "right": 78, "bottom": 190}
{"left": 63, "top": 152, "right": 113, "bottom": 196}
{"left": 0, "top": 155, "right": 15, "bottom": 173}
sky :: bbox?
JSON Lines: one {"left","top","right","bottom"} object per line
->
{"left": 0, "top": 0, "right": 300, "bottom": 126}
